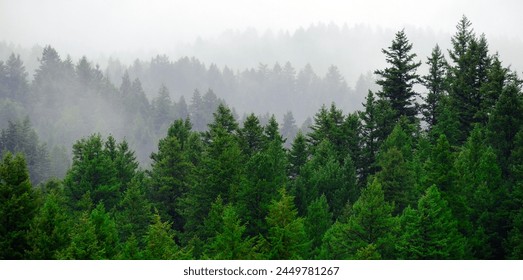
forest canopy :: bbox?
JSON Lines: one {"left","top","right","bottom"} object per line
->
{"left": 1, "top": 16, "right": 523, "bottom": 260}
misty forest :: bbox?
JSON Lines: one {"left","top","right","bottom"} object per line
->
{"left": 2, "top": 16, "right": 523, "bottom": 260}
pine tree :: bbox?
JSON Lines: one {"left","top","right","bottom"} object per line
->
{"left": 60, "top": 212, "right": 104, "bottom": 260}
{"left": 399, "top": 187, "right": 465, "bottom": 260}
{"left": 487, "top": 81, "right": 523, "bottom": 175}
{"left": 320, "top": 179, "right": 397, "bottom": 259}
{"left": 152, "top": 85, "right": 174, "bottom": 133}
{"left": 27, "top": 187, "right": 70, "bottom": 259}
{"left": 422, "top": 45, "right": 448, "bottom": 129}
{"left": 264, "top": 115, "right": 284, "bottom": 145}
{"left": 375, "top": 124, "right": 416, "bottom": 213}
{"left": 116, "top": 180, "right": 152, "bottom": 243}
{"left": 64, "top": 134, "right": 119, "bottom": 210}
{"left": 265, "top": 188, "right": 309, "bottom": 259}
{"left": 237, "top": 140, "right": 287, "bottom": 235}
{"left": 142, "top": 213, "right": 183, "bottom": 260}
{"left": 448, "top": 16, "right": 492, "bottom": 141}
{"left": 375, "top": 29, "right": 421, "bottom": 123}
{"left": 204, "top": 204, "right": 257, "bottom": 259}
{"left": 305, "top": 195, "right": 332, "bottom": 257}
{"left": 359, "top": 91, "right": 380, "bottom": 183}
{"left": 238, "top": 113, "right": 264, "bottom": 157}
{"left": 181, "top": 107, "right": 243, "bottom": 236}
{"left": 0, "top": 153, "right": 36, "bottom": 259}
{"left": 89, "top": 203, "right": 119, "bottom": 259}
{"left": 280, "top": 111, "right": 298, "bottom": 148}
{"left": 5, "top": 53, "right": 29, "bottom": 102}
{"left": 288, "top": 131, "right": 308, "bottom": 179}
{"left": 149, "top": 119, "right": 194, "bottom": 231}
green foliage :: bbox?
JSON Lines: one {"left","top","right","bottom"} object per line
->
{"left": 116, "top": 179, "right": 152, "bottom": 243}
{"left": 204, "top": 204, "right": 257, "bottom": 259}
{"left": 401, "top": 186, "right": 465, "bottom": 259}
{"left": 305, "top": 195, "right": 332, "bottom": 257}
{"left": 238, "top": 113, "right": 264, "bottom": 157}
{"left": 27, "top": 186, "right": 70, "bottom": 259}
{"left": 64, "top": 134, "right": 118, "bottom": 210}
{"left": 487, "top": 81, "right": 523, "bottom": 175}
{"left": 142, "top": 213, "right": 185, "bottom": 260}
{"left": 375, "top": 29, "right": 421, "bottom": 123}
{"left": 422, "top": 45, "right": 448, "bottom": 129}
{"left": 265, "top": 188, "right": 310, "bottom": 259}
{"left": 294, "top": 140, "right": 353, "bottom": 217}
{"left": 288, "top": 131, "right": 308, "bottom": 178}
{"left": 0, "top": 118, "right": 51, "bottom": 185}
{"left": 320, "top": 179, "right": 397, "bottom": 259}
{"left": 237, "top": 140, "right": 287, "bottom": 235}
{"left": 0, "top": 152, "right": 36, "bottom": 259}
{"left": 59, "top": 212, "right": 104, "bottom": 260}
{"left": 149, "top": 119, "right": 194, "bottom": 231}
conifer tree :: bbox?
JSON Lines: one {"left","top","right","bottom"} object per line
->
{"left": 149, "top": 119, "right": 193, "bottom": 231}
{"left": 237, "top": 140, "right": 287, "bottom": 235}
{"left": 305, "top": 195, "right": 332, "bottom": 257}
{"left": 265, "top": 188, "right": 309, "bottom": 259}
{"left": 0, "top": 153, "right": 36, "bottom": 259}
{"left": 27, "top": 187, "right": 70, "bottom": 259}
{"left": 204, "top": 205, "right": 257, "bottom": 259}
{"left": 398, "top": 186, "right": 466, "bottom": 260}
{"left": 320, "top": 179, "right": 397, "bottom": 259}
{"left": 422, "top": 45, "right": 448, "bottom": 129}
{"left": 238, "top": 113, "right": 264, "bottom": 157}
{"left": 288, "top": 131, "right": 308, "bottom": 179}
{"left": 375, "top": 29, "right": 421, "bottom": 123}
{"left": 60, "top": 212, "right": 104, "bottom": 260}
{"left": 143, "top": 213, "right": 184, "bottom": 260}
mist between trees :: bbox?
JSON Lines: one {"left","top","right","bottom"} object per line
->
{"left": 1, "top": 16, "right": 523, "bottom": 260}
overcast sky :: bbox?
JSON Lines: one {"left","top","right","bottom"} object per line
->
{"left": 1, "top": 0, "right": 522, "bottom": 55}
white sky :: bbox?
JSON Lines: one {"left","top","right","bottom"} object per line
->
{"left": 1, "top": 0, "right": 522, "bottom": 55}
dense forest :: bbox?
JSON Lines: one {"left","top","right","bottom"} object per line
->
{"left": 1, "top": 16, "right": 523, "bottom": 259}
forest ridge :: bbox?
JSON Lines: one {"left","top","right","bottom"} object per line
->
{"left": 1, "top": 16, "right": 523, "bottom": 259}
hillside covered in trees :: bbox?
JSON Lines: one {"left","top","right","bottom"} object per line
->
{"left": 1, "top": 16, "right": 523, "bottom": 259}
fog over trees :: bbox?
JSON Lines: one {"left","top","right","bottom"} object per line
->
{"left": 1, "top": 3, "right": 523, "bottom": 261}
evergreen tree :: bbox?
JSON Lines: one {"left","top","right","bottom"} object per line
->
{"left": 204, "top": 204, "right": 257, "bottom": 259}
{"left": 406, "top": 186, "right": 465, "bottom": 259}
{"left": 288, "top": 131, "right": 308, "bottom": 179}
{"left": 238, "top": 113, "right": 264, "bottom": 157}
{"left": 305, "top": 195, "right": 332, "bottom": 257}
{"left": 264, "top": 115, "right": 284, "bottom": 144}
{"left": 448, "top": 16, "right": 491, "bottom": 141}
{"left": 4, "top": 53, "right": 29, "bottom": 102}
{"left": 375, "top": 29, "right": 421, "bottom": 123}
{"left": 60, "top": 212, "right": 104, "bottom": 260}
{"left": 375, "top": 124, "right": 416, "bottom": 213}
{"left": 237, "top": 140, "right": 287, "bottom": 235}
{"left": 0, "top": 153, "right": 36, "bottom": 259}
{"left": 149, "top": 119, "right": 194, "bottom": 231}
{"left": 0, "top": 118, "right": 51, "bottom": 185}
{"left": 320, "top": 179, "right": 397, "bottom": 259}
{"left": 116, "top": 180, "right": 152, "bottom": 243}
{"left": 280, "top": 111, "right": 298, "bottom": 148}
{"left": 181, "top": 107, "right": 243, "bottom": 236}
{"left": 152, "top": 85, "right": 174, "bottom": 133}
{"left": 422, "top": 45, "right": 448, "bottom": 129}
{"left": 27, "top": 186, "right": 70, "bottom": 259}
{"left": 64, "top": 134, "right": 119, "bottom": 210}
{"left": 487, "top": 82, "right": 523, "bottom": 175}
{"left": 142, "top": 213, "right": 183, "bottom": 260}
{"left": 265, "top": 188, "right": 309, "bottom": 259}
{"left": 89, "top": 203, "right": 119, "bottom": 259}
{"left": 359, "top": 91, "right": 380, "bottom": 183}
